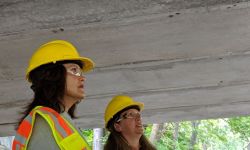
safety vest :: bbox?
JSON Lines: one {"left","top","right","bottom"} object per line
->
{"left": 12, "top": 106, "right": 91, "bottom": 150}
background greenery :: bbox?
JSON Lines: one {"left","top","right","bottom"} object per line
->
{"left": 82, "top": 116, "right": 250, "bottom": 150}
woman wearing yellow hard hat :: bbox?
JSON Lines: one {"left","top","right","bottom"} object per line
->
{"left": 104, "top": 95, "right": 156, "bottom": 150}
{"left": 12, "top": 40, "right": 94, "bottom": 150}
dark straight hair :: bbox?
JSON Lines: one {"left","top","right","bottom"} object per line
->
{"left": 104, "top": 106, "right": 157, "bottom": 150}
{"left": 17, "top": 60, "right": 83, "bottom": 127}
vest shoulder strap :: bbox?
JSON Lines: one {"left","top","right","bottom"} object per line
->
{"left": 12, "top": 106, "right": 90, "bottom": 150}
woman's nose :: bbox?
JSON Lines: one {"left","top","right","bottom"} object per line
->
{"left": 79, "top": 75, "right": 86, "bottom": 81}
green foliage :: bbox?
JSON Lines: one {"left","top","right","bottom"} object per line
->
{"left": 144, "top": 124, "right": 153, "bottom": 137}
{"left": 149, "top": 119, "right": 246, "bottom": 150}
{"left": 81, "top": 128, "right": 93, "bottom": 147}
{"left": 195, "top": 119, "right": 244, "bottom": 150}
{"left": 81, "top": 116, "right": 250, "bottom": 150}
{"left": 228, "top": 116, "right": 250, "bottom": 141}
{"left": 101, "top": 129, "right": 109, "bottom": 146}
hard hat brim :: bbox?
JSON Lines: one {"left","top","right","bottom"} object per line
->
{"left": 26, "top": 56, "right": 95, "bottom": 82}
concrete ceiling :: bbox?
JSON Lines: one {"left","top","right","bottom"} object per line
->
{"left": 1, "top": 0, "right": 250, "bottom": 136}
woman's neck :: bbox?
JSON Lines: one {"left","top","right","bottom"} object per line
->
{"left": 122, "top": 135, "right": 141, "bottom": 150}
{"left": 62, "top": 96, "right": 77, "bottom": 112}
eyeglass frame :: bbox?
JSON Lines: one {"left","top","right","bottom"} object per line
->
{"left": 64, "top": 65, "right": 84, "bottom": 77}
{"left": 116, "top": 111, "right": 142, "bottom": 122}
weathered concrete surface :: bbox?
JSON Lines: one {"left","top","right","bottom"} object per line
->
{"left": 1, "top": 0, "right": 250, "bottom": 40}
{"left": 1, "top": 0, "right": 250, "bottom": 136}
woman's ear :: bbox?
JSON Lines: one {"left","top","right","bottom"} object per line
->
{"left": 114, "top": 122, "right": 122, "bottom": 132}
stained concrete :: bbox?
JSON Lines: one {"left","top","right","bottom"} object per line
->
{"left": 1, "top": 0, "right": 250, "bottom": 136}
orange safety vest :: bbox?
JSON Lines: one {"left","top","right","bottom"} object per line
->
{"left": 12, "top": 106, "right": 91, "bottom": 150}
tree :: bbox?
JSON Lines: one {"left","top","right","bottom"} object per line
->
{"left": 189, "top": 121, "right": 200, "bottom": 150}
{"left": 149, "top": 123, "right": 164, "bottom": 143}
{"left": 173, "top": 122, "right": 179, "bottom": 150}
{"left": 93, "top": 128, "right": 104, "bottom": 150}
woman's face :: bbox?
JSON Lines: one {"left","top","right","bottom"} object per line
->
{"left": 115, "top": 108, "right": 144, "bottom": 138}
{"left": 63, "top": 63, "right": 85, "bottom": 101}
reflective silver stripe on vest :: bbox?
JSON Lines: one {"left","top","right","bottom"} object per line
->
{"left": 15, "top": 132, "right": 26, "bottom": 146}
{"left": 15, "top": 143, "right": 21, "bottom": 150}
{"left": 13, "top": 115, "right": 32, "bottom": 149}
{"left": 39, "top": 110, "right": 68, "bottom": 138}
{"left": 26, "top": 113, "right": 32, "bottom": 123}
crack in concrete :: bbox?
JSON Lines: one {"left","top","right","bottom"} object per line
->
{"left": 85, "top": 78, "right": 250, "bottom": 100}
{"left": 93, "top": 49, "right": 250, "bottom": 73}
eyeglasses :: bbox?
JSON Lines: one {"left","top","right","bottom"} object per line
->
{"left": 116, "top": 112, "right": 142, "bottom": 122}
{"left": 66, "top": 66, "right": 83, "bottom": 77}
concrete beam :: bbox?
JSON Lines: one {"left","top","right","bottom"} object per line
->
{"left": 2, "top": 51, "right": 250, "bottom": 135}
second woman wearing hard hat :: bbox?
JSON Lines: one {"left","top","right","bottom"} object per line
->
{"left": 12, "top": 40, "right": 94, "bottom": 150}
{"left": 104, "top": 95, "right": 156, "bottom": 150}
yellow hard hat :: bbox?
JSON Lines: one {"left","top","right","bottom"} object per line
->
{"left": 26, "top": 40, "right": 95, "bottom": 81}
{"left": 104, "top": 95, "right": 144, "bottom": 128}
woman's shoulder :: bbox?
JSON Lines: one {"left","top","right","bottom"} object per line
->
{"left": 28, "top": 115, "right": 60, "bottom": 149}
